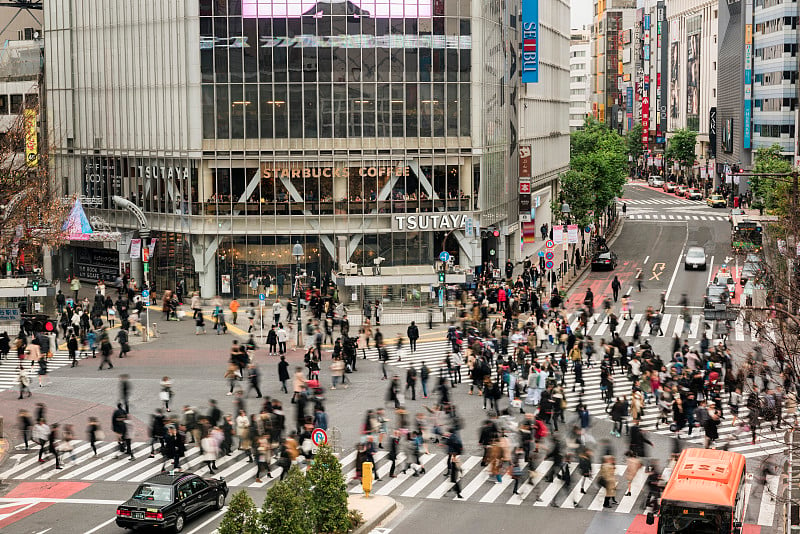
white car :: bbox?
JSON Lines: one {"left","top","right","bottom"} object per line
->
{"left": 648, "top": 176, "right": 665, "bottom": 187}
{"left": 684, "top": 246, "right": 707, "bottom": 271}
{"left": 713, "top": 268, "right": 736, "bottom": 298}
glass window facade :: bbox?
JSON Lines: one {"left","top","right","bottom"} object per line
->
{"left": 199, "top": 0, "right": 472, "bottom": 140}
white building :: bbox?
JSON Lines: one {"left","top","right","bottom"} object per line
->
{"left": 570, "top": 27, "right": 592, "bottom": 131}
{"left": 518, "top": 0, "right": 571, "bottom": 256}
{"left": 666, "top": 0, "right": 719, "bottom": 167}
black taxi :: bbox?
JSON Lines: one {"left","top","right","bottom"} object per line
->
{"left": 116, "top": 471, "right": 228, "bottom": 532}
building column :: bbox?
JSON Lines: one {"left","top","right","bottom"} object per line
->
{"left": 193, "top": 235, "right": 219, "bottom": 298}
{"left": 42, "top": 244, "right": 53, "bottom": 282}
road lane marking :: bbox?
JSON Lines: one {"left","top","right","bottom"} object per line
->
{"left": 84, "top": 517, "right": 117, "bottom": 534}
{"left": 643, "top": 256, "right": 649, "bottom": 264}
{"left": 664, "top": 225, "right": 689, "bottom": 304}
{"left": 707, "top": 256, "right": 715, "bottom": 285}
{"left": 186, "top": 507, "right": 228, "bottom": 534}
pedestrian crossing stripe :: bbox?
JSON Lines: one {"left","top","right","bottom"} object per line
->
{"left": 0, "top": 442, "right": 779, "bottom": 525}
{"left": 0, "top": 351, "right": 74, "bottom": 393}
{"left": 621, "top": 199, "right": 705, "bottom": 206}
{"left": 360, "top": 337, "right": 782, "bottom": 459}
{"left": 628, "top": 214, "right": 727, "bottom": 222}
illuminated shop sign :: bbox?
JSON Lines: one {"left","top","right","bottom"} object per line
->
{"left": 262, "top": 165, "right": 410, "bottom": 179}
{"left": 393, "top": 213, "right": 469, "bottom": 231}
{"left": 241, "top": 0, "right": 433, "bottom": 19}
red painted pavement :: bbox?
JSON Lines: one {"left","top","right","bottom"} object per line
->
{"left": 566, "top": 260, "right": 640, "bottom": 310}
{"left": 626, "top": 514, "right": 761, "bottom": 533}
{"left": 0, "top": 481, "right": 90, "bottom": 529}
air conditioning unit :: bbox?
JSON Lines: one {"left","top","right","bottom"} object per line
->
{"left": 344, "top": 262, "right": 358, "bottom": 275}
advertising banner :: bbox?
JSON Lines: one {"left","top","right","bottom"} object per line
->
{"left": 709, "top": 107, "right": 717, "bottom": 158}
{"left": 24, "top": 108, "right": 37, "bottom": 168}
{"left": 567, "top": 225, "right": 579, "bottom": 244}
{"left": 744, "top": 0, "right": 753, "bottom": 149}
{"left": 669, "top": 42, "right": 679, "bottom": 121}
{"left": 552, "top": 225, "right": 564, "bottom": 244}
{"left": 521, "top": 0, "right": 539, "bottom": 83}
{"left": 519, "top": 145, "right": 532, "bottom": 178}
{"left": 130, "top": 239, "right": 142, "bottom": 260}
{"left": 686, "top": 32, "right": 700, "bottom": 120}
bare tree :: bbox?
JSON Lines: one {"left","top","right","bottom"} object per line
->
{"left": 0, "top": 104, "right": 66, "bottom": 270}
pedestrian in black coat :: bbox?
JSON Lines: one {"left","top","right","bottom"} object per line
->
{"left": 278, "top": 356, "right": 290, "bottom": 393}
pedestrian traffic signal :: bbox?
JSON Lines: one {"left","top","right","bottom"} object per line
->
{"left": 31, "top": 280, "right": 38, "bottom": 291}
{"left": 438, "top": 272, "right": 445, "bottom": 283}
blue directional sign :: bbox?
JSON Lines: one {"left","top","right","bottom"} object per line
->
{"left": 258, "top": 293, "right": 266, "bottom": 301}
{"left": 439, "top": 251, "right": 451, "bottom": 263}
{"left": 141, "top": 290, "right": 150, "bottom": 298}
{"left": 538, "top": 251, "right": 545, "bottom": 257}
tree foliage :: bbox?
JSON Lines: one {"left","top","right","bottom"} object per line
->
{"left": 625, "top": 123, "right": 644, "bottom": 163}
{"left": 568, "top": 118, "right": 628, "bottom": 221}
{"left": 306, "top": 445, "right": 351, "bottom": 534}
{"left": 218, "top": 490, "right": 261, "bottom": 534}
{"left": 665, "top": 129, "right": 698, "bottom": 176}
{"left": 752, "top": 144, "right": 793, "bottom": 216}
{"left": 553, "top": 170, "right": 595, "bottom": 228}
{"left": 261, "top": 466, "right": 313, "bottom": 534}
{"left": 0, "top": 104, "right": 66, "bottom": 256}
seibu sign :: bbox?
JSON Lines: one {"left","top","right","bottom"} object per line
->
{"left": 263, "top": 165, "right": 410, "bottom": 179}
{"left": 393, "top": 213, "right": 470, "bottom": 231}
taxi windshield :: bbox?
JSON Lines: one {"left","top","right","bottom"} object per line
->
{"left": 133, "top": 484, "right": 172, "bottom": 502}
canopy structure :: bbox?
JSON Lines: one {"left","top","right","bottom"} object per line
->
{"left": 63, "top": 197, "right": 121, "bottom": 242}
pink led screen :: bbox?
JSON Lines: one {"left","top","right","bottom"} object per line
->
{"left": 241, "top": 0, "right": 433, "bottom": 18}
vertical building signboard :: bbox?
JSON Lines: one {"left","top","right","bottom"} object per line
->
{"left": 521, "top": 0, "right": 539, "bottom": 83}
{"left": 656, "top": 1, "right": 668, "bottom": 144}
{"left": 743, "top": 0, "right": 753, "bottom": 149}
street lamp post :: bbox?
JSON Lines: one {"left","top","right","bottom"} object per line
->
{"left": 292, "top": 242, "right": 304, "bottom": 347}
{"left": 561, "top": 202, "right": 572, "bottom": 276}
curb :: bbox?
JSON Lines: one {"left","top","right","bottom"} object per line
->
{"left": 561, "top": 216, "right": 626, "bottom": 296}
{"left": 349, "top": 494, "right": 397, "bottom": 534}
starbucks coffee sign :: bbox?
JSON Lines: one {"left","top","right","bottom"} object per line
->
{"left": 393, "top": 213, "right": 470, "bottom": 231}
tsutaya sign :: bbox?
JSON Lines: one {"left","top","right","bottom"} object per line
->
{"left": 393, "top": 213, "right": 469, "bottom": 231}
{"left": 137, "top": 165, "right": 191, "bottom": 181}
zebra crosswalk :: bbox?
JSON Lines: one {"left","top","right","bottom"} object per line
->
{"left": 362, "top": 333, "right": 783, "bottom": 459}
{"left": 0, "top": 351, "right": 74, "bottom": 393}
{"left": 621, "top": 198, "right": 703, "bottom": 206}
{"left": 627, "top": 214, "right": 728, "bottom": 222}
{"left": 0, "top": 443, "right": 779, "bottom": 526}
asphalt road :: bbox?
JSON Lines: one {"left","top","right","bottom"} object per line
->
{"left": 0, "top": 183, "right": 783, "bottom": 534}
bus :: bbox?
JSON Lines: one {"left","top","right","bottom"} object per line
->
{"left": 646, "top": 448, "right": 749, "bottom": 534}
{"left": 730, "top": 214, "right": 763, "bottom": 254}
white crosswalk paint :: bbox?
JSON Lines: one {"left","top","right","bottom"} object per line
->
{"left": 757, "top": 474, "right": 780, "bottom": 527}
{"left": 629, "top": 214, "right": 727, "bottom": 222}
{"left": 0, "top": 351, "right": 74, "bottom": 393}
{"left": 0, "top": 443, "right": 781, "bottom": 525}
{"left": 534, "top": 463, "right": 578, "bottom": 507}
{"left": 427, "top": 455, "right": 481, "bottom": 499}
{"left": 506, "top": 460, "right": 553, "bottom": 505}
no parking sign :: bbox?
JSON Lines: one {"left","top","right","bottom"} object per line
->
{"left": 311, "top": 428, "right": 328, "bottom": 447}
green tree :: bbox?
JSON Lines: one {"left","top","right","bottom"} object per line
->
{"left": 665, "top": 129, "right": 698, "bottom": 178}
{"left": 626, "top": 123, "right": 644, "bottom": 164}
{"left": 306, "top": 445, "right": 351, "bottom": 534}
{"left": 218, "top": 490, "right": 261, "bottom": 534}
{"left": 553, "top": 170, "right": 595, "bottom": 228}
{"left": 261, "top": 466, "right": 312, "bottom": 534}
{"left": 752, "top": 144, "right": 793, "bottom": 215}
{"left": 570, "top": 118, "right": 628, "bottom": 218}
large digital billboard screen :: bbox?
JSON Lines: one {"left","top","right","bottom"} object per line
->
{"left": 241, "top": 0, "right": 433, "bottom": 19}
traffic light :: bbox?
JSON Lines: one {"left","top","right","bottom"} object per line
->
{"left": 31, "top": 280, "right": 39, "bottom": 291}
{"left": 492, "top": 228, "right": 500, "bottom": 237}
{"left": 438, "top": 272, "right": 445, "bottom": 283}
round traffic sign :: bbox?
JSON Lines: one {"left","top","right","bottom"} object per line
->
{"left": 585, "top": 226, "right": 592, "bottom": 233}
{"left": 545, "top": 240, "right": 555, "bottom": 249}
{"left": 311, "top": 428, "right": 328, "bottom": 447}
{"left": 537, "top": 251, "right": 545, "bottom": 257}
{"left": 545, "top": 252, "right": 554, "bottom": 261}
{"left": 141, "top": 290, "right": 149, "bottom": 298}
{"left": 545, "top": 260, "right": 554, "bottom": 270}
{"left": 439, "top": 251, "right": 451, "bottom": 263}
{"left": 258, "top": 293, "right": 266, "bottom": 301}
